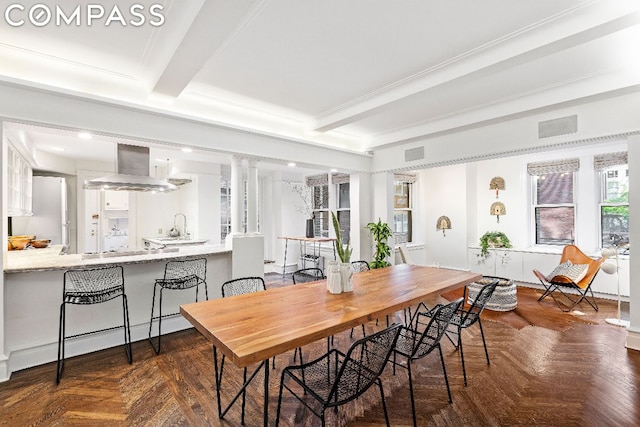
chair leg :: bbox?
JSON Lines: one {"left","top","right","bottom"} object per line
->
{"left": 275, "top": 371, "right": 287, "bottom": 427}
{"left": 56, "top": 302, "right": 66, "bottom": 384}
{"left": 458, "top": 327, "right": 467, "bottom": 386}
{"left": 122, "top": 294, "right": 133, "bottom": 363}
{"left": 407, "top": 360, "right": 417, "bottom": 427}
{"left": 438, "top": 344, "right": 453, "bottom": 403}
{"left": 377, "top": 379, "right": 391, "bottom": 427}
{"left": 478, "top": 318, "right": 490, "bottom": 365}
{"left": 148, "top": 284, "right": 161, "bottom": 354}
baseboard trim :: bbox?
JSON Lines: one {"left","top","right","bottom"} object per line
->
{"left": 2, "top": 316, "right": 192, "bottom": 382}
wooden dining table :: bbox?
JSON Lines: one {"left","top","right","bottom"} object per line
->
{"left": 180, "top": 264, "right": 481, "bottom": 426}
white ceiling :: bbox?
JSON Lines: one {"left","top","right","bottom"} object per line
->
{"left": 1, "top": 0, "right": 639, "bottom": 165}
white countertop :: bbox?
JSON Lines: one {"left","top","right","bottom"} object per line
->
{"left": 4, "top": 244, "right": 231, "bottom": 273}
{"left": 142, "top": 236, "right": 209, "bottom": 246}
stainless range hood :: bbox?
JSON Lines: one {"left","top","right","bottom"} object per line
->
{"left": 84, "top": 144, "right": 178, "bottom": 192}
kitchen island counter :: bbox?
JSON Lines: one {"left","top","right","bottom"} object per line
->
{"left": 4, "top": 244, "right": 230, "bottom": 273}
{"left": 2, "top": 244, "right": 232, "bottom": 381}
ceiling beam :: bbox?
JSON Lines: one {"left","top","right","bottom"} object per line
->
{"left": 152, "top": 0, "right": 261, "bottom": 98}
{"left": 311, "top": 9, "right": 640, "bottom": 135}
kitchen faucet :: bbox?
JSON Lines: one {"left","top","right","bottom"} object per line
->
{"left": 174, "top": 213, "right": 188, "bottom": 239}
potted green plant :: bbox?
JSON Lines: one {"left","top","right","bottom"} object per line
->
{"left": 366, "top": 218, "right": 393, "bottom": 269}
{"left": 478, "top": 231, "right": 512, "bottom": 258}
{"left": 331, "top": 211, "right": 353, "bottom": 292}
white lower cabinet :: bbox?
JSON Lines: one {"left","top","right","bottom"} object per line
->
{"left": 468, "top": 247, "right": 629, "bottom": 297}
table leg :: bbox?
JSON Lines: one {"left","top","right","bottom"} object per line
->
{"left": 263, "top": 358, "right": 269, "bottom": 427}
{"left": 213, "top": 345, "right": 268, "bottom": 424}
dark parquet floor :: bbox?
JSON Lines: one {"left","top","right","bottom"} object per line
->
{"left": 1, "top": 273, "right": 639, "bottom": 426}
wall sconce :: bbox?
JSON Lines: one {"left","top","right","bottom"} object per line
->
{"left": 490, "top": 202, "right": 506, "bottom": 223}
{"left": 489, "top": 176, "right": 505, "bottom": 199}
{"left": 436, "top": 215, "right": 451, "bottom": 236}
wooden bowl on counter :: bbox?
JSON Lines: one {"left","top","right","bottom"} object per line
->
{"left": 8, "top": 235, "right": 35, "bottom": 251}
{"left": 30, "top": 239, "right": 51, "bottom": 249}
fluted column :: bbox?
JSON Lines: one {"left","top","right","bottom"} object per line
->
{"left": 247, "top": 158, "right": 259, "bottom": 234}
{"left": 230, "top": 155, "right": 243, "bottom": 235}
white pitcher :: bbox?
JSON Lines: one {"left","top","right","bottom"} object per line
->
{"left": 340, "top": 262, "right": 353, "bottom": 292}
{"left": 327, "top": 260, "right": 342, "bottom": 294}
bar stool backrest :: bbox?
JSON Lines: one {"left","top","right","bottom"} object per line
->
{"left": 222, "top": 277, "right": 266, "bottom": 297}
{"left": 164, "top": 258, "right": 206, "bottom": 282}
{"left": 63, "top": 265, "right": 125, "bottom": 305}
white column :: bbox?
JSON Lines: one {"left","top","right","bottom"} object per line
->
{"left": 0, "top": 123, "right": 7, "bottom": 380}
{"left": 247, "top": 158, "right": 259, "bottom": 234}
{"left": 230, "top": 155, "right": 243, "bottom": 235}
{"left": 626, "top": 136, "right": 640, "bottom": 350}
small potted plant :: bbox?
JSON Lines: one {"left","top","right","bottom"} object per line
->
{"left": 478, "top": 231, "right": 512, "bottom": 258}
{"left": 366, "top": 218, "right": 393, "bottom": 269}
{"left": 331, "top": 211, "right": 353, "bottom": 292}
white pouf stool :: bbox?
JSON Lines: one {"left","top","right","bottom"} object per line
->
{"left": 467, "top": 276, "right": 517, "bottom": 311}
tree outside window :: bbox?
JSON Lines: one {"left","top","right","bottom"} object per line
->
{"left": 600, "top": 165, "right": 629, "bottom": 248}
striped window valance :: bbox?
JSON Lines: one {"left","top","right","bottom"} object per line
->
{"left": 594, "top": 151, "right": 627, "bottom": 171}
{"left": 306, "top": 174, "right": 328, "bottom": 187}
{"left": 306, "top": 173, "right": 351, "bottom": 186}
{"left": 331, "top": 173, "right": 350, "bottom": 185}
{"left": 394, "top": 173, "right": 417, "bottom": 183}
{"left": 527, "top": 158, "right": 580, "bottom": 176}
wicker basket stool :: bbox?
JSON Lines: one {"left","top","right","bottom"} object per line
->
{"left": 467, "top": 276, "right": 517, "bottom": 311}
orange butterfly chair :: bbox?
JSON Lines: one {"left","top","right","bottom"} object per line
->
{"left": 533, "top": 245, "right": 606, "bottom": 312}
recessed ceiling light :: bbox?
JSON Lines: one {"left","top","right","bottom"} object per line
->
{"left": 181, "top": 147, "right": 193, "bottom": 153}
{"left": 51, "top": 147, "right": 65, "bottom": 152}
{"left": 288, "top": 162, "right": 296, "bottom": 167}
{"left": 78, "top": 132, "right": 92, "bottom": 140}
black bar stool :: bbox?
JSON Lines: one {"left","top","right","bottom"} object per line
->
{"left": 148, "top": 258, "right": 207, "bottom": 354}
{"left": 57, "top": 265, "right": 132, "bottom": 384}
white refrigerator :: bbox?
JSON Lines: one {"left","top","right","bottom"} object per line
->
{"left": 12, "top": 176, "right": 69, "bottom": 247}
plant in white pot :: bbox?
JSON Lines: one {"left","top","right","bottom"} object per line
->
{"left": 331, "top": 211, "right": 353, "bottom": 292}
{"left": 285, "top": 181, "right": 315, "bottom": 238}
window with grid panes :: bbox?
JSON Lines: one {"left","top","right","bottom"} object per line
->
{"left": 599, "top": 164, "right": 629, "bottom": 248}
{"left": 533, "top": 171, "right": 576, "bottom": 245}
{"left": 393, "top": 181, "right": 412, "bottom": 243}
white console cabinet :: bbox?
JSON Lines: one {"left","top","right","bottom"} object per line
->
{"left": 468, "top": 247, "right": 629, "bottom": 297}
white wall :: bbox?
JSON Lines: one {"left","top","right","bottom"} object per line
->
{"left": 420, "top": 164, "right": 469, "bottom": 269}
{"left": 372, "top": 91, "right": 640, "bottom": 174}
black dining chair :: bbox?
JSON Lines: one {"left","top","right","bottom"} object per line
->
{"left": 292, "top": 267, "right": 332, "bottom": 350}
{"left": 414, "top": 279, "right": 499, "bottom": 386}
{"left": 389, "top": 298, "right": 463, "bottom": 426}
{"left": 349, "top": 260, "right": 370, "bottom": 338}
{"left": 276, "top": 323, "right": 402, "bottom": 427}
{"left": 57, "top": 265, "right": 132, "bottom": 384}
{"left": 148, "top": 258, "right": 207, "bottom": 354}
{"left": 292, "top": 267, "right": 325, "bottom": 284}
{"left": 217, "top": 276, "right": 267, "bottom": 425}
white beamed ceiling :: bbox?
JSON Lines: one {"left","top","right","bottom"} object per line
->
{"left": 0, "top": 0, "right": 639, "bottom": 156}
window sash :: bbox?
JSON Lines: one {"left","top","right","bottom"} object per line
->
{"left": 600, "top": 204, "right": 629, "bottom": 248}
{"left": 534, "top": 206, "right": 575, "bottom": 245}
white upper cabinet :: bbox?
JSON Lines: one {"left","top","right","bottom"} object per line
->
{"left": 7, "top": 143, "right": 32, "bottom": 217}
{"left": 103, "top": 190, "right": 129, "bottom": 210}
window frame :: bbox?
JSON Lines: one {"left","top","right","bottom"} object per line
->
{"left": 598, "top": 164, "right": 629, "bottom": 249}
{"left": 531, "top": 172, "right": 576, "bottom": 246}
{"left": 393, "top": 180, "right": 412, "bottom": 244}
